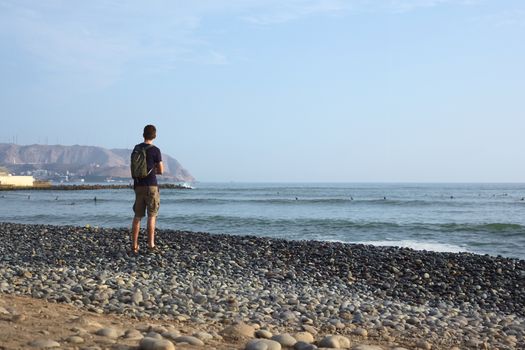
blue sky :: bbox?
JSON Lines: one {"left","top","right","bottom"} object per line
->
{"left": 0, "top": 0, "right": 524, "bottom": 182}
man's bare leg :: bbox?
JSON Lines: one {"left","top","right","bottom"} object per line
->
{"left": 147, "top": 216, "right": 156, "bottom": 248}
{"left": 131, "top": 217, "right": 141, "bottom": 252}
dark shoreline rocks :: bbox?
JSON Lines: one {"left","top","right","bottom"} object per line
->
{"left": 0, "top": 222, "right": 523, "bottom": 349}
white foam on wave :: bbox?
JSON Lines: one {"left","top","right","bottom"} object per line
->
{"left": 358, "top": 240, "right": 470, "bottom": 253}
{"left": 325, "top": 238, "right": 470, "bottom": 253}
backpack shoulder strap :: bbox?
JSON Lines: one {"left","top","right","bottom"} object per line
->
{"left": 143, "top": 144, "right": 154, "bottom": 176}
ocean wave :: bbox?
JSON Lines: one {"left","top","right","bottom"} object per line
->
{"left": 160, "top": 197, "right": 457, "bottom": 206}
{"left": 158, "top": 197, "right": 523, "bottom": 209}
{"left": 163, "top": 215, "right": 525, "bottom": 235}
{"left": 352, "top": 240, "right": 470, "bottom": 253}
{"left": 438, "top": 223, "right": 524, "bottom": 235}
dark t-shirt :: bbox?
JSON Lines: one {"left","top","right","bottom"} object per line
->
{"left": 133, "top": 143, "right": 162, "bottom": 187}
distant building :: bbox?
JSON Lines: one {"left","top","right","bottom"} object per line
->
{"left": 0, "top": 173, "right": 35, "bottom": 187}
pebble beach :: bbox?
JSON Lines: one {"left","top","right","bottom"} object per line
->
{"left": 0, "top": 222, "right": 524, "bottom": 349}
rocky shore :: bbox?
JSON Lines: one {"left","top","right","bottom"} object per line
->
{"left": 0, "top": 222, "right": 524, "bottom": 349}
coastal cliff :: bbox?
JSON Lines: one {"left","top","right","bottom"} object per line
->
{"left": 0, "top": 143, "right": 194, "bottom": 182}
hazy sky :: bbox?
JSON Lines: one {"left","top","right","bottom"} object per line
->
{"left": 1, "top": 0, "right": 524, "bottom": 182}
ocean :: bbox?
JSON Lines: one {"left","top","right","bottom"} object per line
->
{"left": 1, "top": 183, "right": 524, "bottom": 260}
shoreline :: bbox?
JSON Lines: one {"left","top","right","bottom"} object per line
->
{"left": 0, "top": 222, "right": 523, "bottom": 349}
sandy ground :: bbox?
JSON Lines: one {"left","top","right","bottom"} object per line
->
{"left": 0, "top": 293, "right": 242, "bottom": 350}
{"left": 0, "top": 293, "right": 419, "bottom": 350}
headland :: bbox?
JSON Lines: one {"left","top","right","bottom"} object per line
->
{"left": 0, "top": 183, "right": 192, "bottom": 191}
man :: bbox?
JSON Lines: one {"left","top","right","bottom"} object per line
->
{"left": 131, "top": 124, "right": 163, "bottom": 253}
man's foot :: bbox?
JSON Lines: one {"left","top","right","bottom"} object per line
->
{"left": 147, "top": 245, "right": 158, "bottom": 253}
{"left": 132, "top": 245, "right": 139, "bottom": 254}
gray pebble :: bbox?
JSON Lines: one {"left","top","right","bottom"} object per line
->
{"left": 295, "top": 341, "right": 318, "bottom": 350}
{"left": 145, "top": 331, "right": 163, "bottom": 339}
{"left": 256, "top": 329, "right": 273, "bottom": 339}
{"left": 248, "top": 341, "right": 269, "bottom": 350}
{"left": 151, "top": 326, "right": 168, "bottom": 334}
{"left": 351, "top": 345, "right": 384, "bottom": 350}
{"left": 415, "top": 340, "right": 432, "bottom": 350}
{"left": 139, "top": 337, "right": 176, "bottom": 350}
{"left": 174, "top": 335, "right": 205, "bottom": 346}
{"left": 352, "top": 328, "right": 368, "bottom": 337}
{"left": 132, "top": 290, "right": 143, "bottom": 304}
{"left": 124, "top": 329, "right": 143, "bottom": 340}
{"left": 95, "top": 327, "right": 120, "bottom": 339}
{"left": 161, "top": 331, "right": 182, "bottom": 340}
{"left": 318, "top": 336, "right": 340, "bottom": 348}
{"left": 246, "top": 339, "right": 282, "bottom": 350}
{"left": 193, "top": 331, "right": 214, "bottom": 341}
{"left": 294, "top": 331, "right": 314, "bottom": 343}
{"left": 279, "top": 310, "right": 297, "bottom": 321}
{"left": 272, "top": 333, "right": 297, "bottom": 347}
{"left": 301, "top": 325, "right": 318, "bottom": 335}
{"left": 221, "top": 322, "right": 255, "bottom": 339}
{"left": 28, "top": 339, "right": 61, "bottom": 348}
{"left": 66, "top": 335, "right": 84, "bottom": 344}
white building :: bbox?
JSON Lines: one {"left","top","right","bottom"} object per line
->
{"left": 0, "top": 173, "right": 35, "bottom": 187}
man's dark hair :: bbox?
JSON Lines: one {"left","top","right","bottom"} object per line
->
{"left": 143, "top": 125, "right": 157, "bottom": 140}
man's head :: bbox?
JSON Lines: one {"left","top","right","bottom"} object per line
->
{"left": 143, "top": 125, "right": 157, "bottom": 140}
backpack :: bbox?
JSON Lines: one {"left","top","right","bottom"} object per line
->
{"left": 130, "top": 144, "right": 153, "bottom": 179}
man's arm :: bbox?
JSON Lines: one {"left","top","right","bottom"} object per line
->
{"left": 156, "top": 161, "right": 164, "bottom": 175}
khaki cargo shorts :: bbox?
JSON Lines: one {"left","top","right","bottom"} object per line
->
{"left": 133, "top": 186, "right": 160, "bottom": 218}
